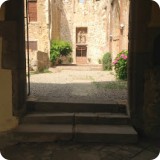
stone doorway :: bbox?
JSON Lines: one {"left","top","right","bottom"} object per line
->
{"left": 76, "top": 27, "right": 87, "bottom": 64}
{"left": 0, "top": 0, "right": 141, "bottom": 144}
{"left": 2, "top": 0, "right": 160, "bottom": 143}
{"left": 76, "top": 45, "right": 87, "bottom": 64}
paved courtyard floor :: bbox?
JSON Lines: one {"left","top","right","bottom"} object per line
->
{"left": 29, "top": 66, "right": 127, "bottom": 104}
{"left": 1, "top": 140, "right": 159, "bottom": 160}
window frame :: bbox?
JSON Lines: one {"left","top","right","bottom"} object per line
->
{"left": 28, "top": 0, "right": 37, "bottom": 22}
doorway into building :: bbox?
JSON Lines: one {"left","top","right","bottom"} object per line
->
{"left": 1, "top": 0, "right": 159, "bottom": 142}
{"left": 76, "top": 27, "right": 88, "bottom": 64}
{"left": 25, "top": 0, "right": 129, "bottom": 106}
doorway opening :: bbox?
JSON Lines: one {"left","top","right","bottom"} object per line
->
{"left": 25, "top": 0, "right": 129, "bottom": 106}
{"left": 76, "top": 27, "right": 88, "bottom": 64}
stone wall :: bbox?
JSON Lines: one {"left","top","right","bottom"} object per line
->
{"left": 26, "top": 0, "right": 50, "bottom": 71}
{"left": 51, "top": 0, "right": 129, "bottom": 64}
{"left": 51, "top": 0, "right": 61, "bottom": 40}
{"left": 109, "top": 0, "right": 129, "bottom": 61}
{"left": 52, "top": 0, "right": 109, "bottom": 64}
{"left": 26, "top": 0, "right": 130, "bottom": 67}
{"left": 128, "top": 0, "right": 160, "bottom": 138}
{"left": 143, "top": 69, "right": 160, "bottom": 139}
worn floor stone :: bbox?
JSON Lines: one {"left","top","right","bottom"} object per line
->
{"left": 1, "top": 141, "right": 159, "bottom": 160}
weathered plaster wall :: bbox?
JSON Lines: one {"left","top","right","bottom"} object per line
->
{"left": 0, "top": 5, "right": 18, "bottom": 132}
{"left": 52, "top": 0, "right": 110, "bottom": 64}
{"left": 27, "top": 0, "right": 50, "bottom": 70}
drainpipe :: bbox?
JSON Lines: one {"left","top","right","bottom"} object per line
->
{"left": 25, "top": 0, "right": 30, "bottom": 96}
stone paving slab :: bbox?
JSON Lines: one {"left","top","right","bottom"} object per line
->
{"left": 1, "top": 141, "right": 159, "bottom": 160}
{"left": 131, "top": 150, "right": 158, "bottom": 160}
{"left": 15, "top": 124, "right": 73, "bottom": 133}
{"left": 75, "top": 125, "right": 137, "bottom": 143}
{"left": 14, "top": 124, "right": 73, "bottom": 142}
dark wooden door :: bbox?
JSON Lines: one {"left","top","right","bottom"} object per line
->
{"left": 76, "top": 45, "right": 87, "bottom": 64}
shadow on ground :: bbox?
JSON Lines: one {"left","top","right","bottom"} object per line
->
{"left": 29, "top": 81, "right": 127, "bottom": 104}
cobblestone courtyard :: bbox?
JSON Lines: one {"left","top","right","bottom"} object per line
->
{"left": 29, "top": 66, "right": 127, "bottom": 104}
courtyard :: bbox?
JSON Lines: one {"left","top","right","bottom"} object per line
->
{"left": 28, "top": 65, "right": 127, "bottom": 104}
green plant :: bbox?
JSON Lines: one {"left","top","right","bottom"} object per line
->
{"left": 113, "top": 50, "right": 128, "bottom": 80}
{"left": 50, "top": 43, "right": 60, "bottom": 64}
{"left": 102, "top": 52, "right": 112, "bottom": 70}
{"left": 50, "top": 40, "right": 72, "bottom": 64}
{"left": 68, "top": 56, "right": 73, "bottom": 63}
{"left": 98, "top": 59, "right": 102, "bottom": 64}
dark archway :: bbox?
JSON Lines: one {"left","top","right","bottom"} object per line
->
{"left": 1, "top": 0, "right": 160, "bottom": 139}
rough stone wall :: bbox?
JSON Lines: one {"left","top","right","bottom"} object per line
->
{"left": 128, "top": 0, "right": 160, "bottom": 138}
{"left": 51, "top": 1, "right": 61, "bottom": 40}
{"left": 52, "top": 0, "right": 129, "bottom": 64}
{"left": 52, "top": 0, "right": 110, "bottom": 64}
{"left": 109, "top": 0, "right": 129, "bottom": 61}
{"left": 120, "top": 0, "right": 129, "bottom": 52}
{"left": 142, "top": 2, "right": 160, "bottom": 138}
{"left": 143, "top": 69, "right": 160, "bottom": 138}
{"left": 26, "top": 0, "right": 50, "bottom": 71}
{"left": 26, "top": 0, "right": 130, "bottom": 67}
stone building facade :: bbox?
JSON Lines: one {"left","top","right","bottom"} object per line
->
{"left": 51, "top": 0, "right": 129, "bottom": 64}
{"left": 26, "top": 0, "right": 50, "bottom": 71}
{"left": 52, "top": 0, "right": 109, "bottom": 64}
{"left": 26, "top": 0, "right": 129, "bottom": 68}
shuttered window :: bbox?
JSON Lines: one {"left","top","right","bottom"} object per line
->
{"left": 26, "top": 41, "right": 37, "bottom": 50}
{"left": 28, "top": 0, "right": 37, "bottom": 22}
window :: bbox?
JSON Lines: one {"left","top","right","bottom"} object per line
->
{"left": 26, "top": 41, "right": 37, "bottom": 51}
{"left": 28, "top": 0, "right": 37, "bottom": 22}
{"left": 76, "top": 46, "right": 87, "bottom": 57}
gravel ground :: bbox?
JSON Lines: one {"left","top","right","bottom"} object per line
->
{"left": 28, "top": 67, "right": 127, "bottom": 104}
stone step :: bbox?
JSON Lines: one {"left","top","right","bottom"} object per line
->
{"left": 14, "top": 124, "right": 73, "bottom": 142}
{"left": 14, "top": 124, "right": 137, "bottom": 143}
{"left": 53, "top": 65, "right": 103, "bottom": 71}
{"left": 21, "top": 113, "right": 74, "bottom": 124}
{"left": 75, "top": 125, "right": 138, "bottom": 143}
{"left": 75, "top": 113, "right": 130, "bottom": 125}
{"left": 21, "top": 113, "right": 130, "bottom": 125}
{"left": 27, "top": 101, "right": 127, "bottom": 114}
